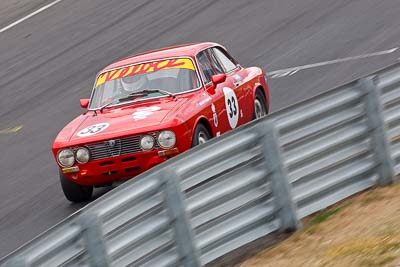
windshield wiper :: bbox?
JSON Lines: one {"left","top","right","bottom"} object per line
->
{"left": 119, "top": 89, "right": 176, "bottom": 102}
{"left": 117, "top": 91, "right": 150, "bottom": 102}
{"left": 95, "top": 89, "right": 176, "bottom": 114}
{"left": 96, "top": 93, "right": 147, "bottom": 113}
{"left": 143, "top": 89, "right": 176, "bottom": 99}
{"left": 97, "top": 96, "right": 133, "bottom": 113}
{"left": 97, "top": 100, "right": 118, "bottom": 113}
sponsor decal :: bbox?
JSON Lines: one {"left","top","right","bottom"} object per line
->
{"left": 211, "top": 103, "right": 218, "bottom": 127}
{"left": 132, "top": 106, "right": 161, "bottom": 120}
{"left": 233, "top": 74, "right": 242, "bottom": 81}
{"left": 223, "top": 87, "right": 239, "bottom": 129}
{"left": 78, "top": 123, "right": 109, "bottom": 137}
{"left": 96, "top": 58, "right": 195, "bottom": 87}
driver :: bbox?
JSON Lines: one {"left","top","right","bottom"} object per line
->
{"left": 120, "top": 73, "right": 149, "bottom": 93}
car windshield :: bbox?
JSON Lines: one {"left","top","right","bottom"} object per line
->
{"left": 89, "top": 57, "right": 200, "bottom": 109}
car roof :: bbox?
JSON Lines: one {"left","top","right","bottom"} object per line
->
{"left": 101, "top": 42, "right": 222, "bottom": 72}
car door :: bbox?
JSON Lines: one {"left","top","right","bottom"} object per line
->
{"left": 196, "top": 49, "right": 238, "bottom": 134}
{"left": 211, "top": 47, "right": 252, "bottom": 124}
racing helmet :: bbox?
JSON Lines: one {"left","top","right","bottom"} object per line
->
{"left": 121, "top": 73, "right": 147, "bottom": 92}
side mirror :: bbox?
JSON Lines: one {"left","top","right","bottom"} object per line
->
{"left": 211, "top": 73, "right": 226, "bottom": 85}
{"left": 80, "top": 99, "right": 89, "bottom": 109}
{"left": 206, "top": 85, "right": 216, "bottom": 94}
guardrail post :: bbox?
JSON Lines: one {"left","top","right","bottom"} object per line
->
{"left": 161, "top": 169, "right": 201, "bottom": 267}
{"left": 78, "top": 212, "right": 110, "bottom": 267}
{"left": 258, "top": 121, "right": 301, "bottom": 231}
{"left": 358, "top": 77, "right": 395, "bottom": 185}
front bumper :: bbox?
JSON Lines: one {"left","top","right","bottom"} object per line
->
{"left": 61, "top": 149, "right": 176, "bottom": 186}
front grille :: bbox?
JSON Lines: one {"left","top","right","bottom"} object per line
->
{"left": 86, "top": 133, "right": 158, "bottom": 161}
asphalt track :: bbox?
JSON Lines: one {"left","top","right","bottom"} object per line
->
{"left": 1, "top": 0, "right": 400, "bottom": 259}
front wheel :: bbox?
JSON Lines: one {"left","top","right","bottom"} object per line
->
{"left": 59, "top": 172, "right": 93, "bottom": 202}
{"left": 191, "top": 124, "right": 211, "bottom": 147}
{"left": 253, "top": 89, "right": 268, "bottom": 120}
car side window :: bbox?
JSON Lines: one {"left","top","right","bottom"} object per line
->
{"left": 208, "top": 50, "right": 225, "bottom": 75}
{"left": 213, "top": 47, "right": 237, "bottom": 73}
{"left": 197, "top": 50, "right": 216, "bottom": 84}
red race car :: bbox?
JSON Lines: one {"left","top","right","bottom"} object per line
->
{"left": 52, "top": 42, "right": 270, "bottom": 202}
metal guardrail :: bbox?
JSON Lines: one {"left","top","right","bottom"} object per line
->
{"left": 377, "top": 64, "right": 400, "bottom": 174}
{"left": 2, "top": 62, "right": 400, "bottom": 267}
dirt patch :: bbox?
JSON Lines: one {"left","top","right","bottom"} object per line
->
{"left": 240, "top": 183, "right": 400, "bottom": 267}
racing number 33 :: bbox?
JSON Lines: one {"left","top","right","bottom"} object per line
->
{"left": 223, "top": 87, "right": 239, "bottom": 129}
{"left": 78, "top": 123, "right": 110, "bottom": 137}
{"left": 227, "top": 96, "right": 237, "bottom": 118}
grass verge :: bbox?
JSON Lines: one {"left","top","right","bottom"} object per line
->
{"left": 240, "top": 183, "right": 400, "bottom": 267}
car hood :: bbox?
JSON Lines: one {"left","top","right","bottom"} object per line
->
{"left": 54, "top": 98, "right": 187, "bottom": 146}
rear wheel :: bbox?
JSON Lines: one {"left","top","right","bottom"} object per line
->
{"left": 253, "top": 89, "right": 268, "bottom": 120}
{"left": 59, "top": 172, "right": 93, "bottom": 202}
{"left": 191, "top": 124, "right": 211, "bottom": 147}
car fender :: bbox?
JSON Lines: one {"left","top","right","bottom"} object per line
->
{"left": 252, "top": 72, "right": 270, "bottom": 111}
{"left": 192, "top": 115, "right": 214, "bottom": 139}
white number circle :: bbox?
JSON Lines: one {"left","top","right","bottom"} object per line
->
{"left": 77, "top": 123, "right": 109, "bottom": 137}
{"left": 223, "top": 87, "right": 239, "bottom": 129}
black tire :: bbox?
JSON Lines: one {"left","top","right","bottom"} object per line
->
{"left": 191, "top": 124, "right": 211, "bottom": 147}
{"left": 253, "top": 89, "right": 268, "bottom": 120}
{"left": 59, "top": 172, "right": 93, "bottom": 202}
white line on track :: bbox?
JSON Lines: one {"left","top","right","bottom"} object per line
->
{"left": 268, "top": 47, "right": 398, "bottom": 78}
{"left": 0, "top": 0, "right": 63, "bottom": 33}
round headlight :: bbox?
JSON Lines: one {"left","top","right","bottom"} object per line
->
{"left": 157, "top": 130, "right": 176, "bottom": 149}
{"left": 140, "top": 135, "right": 155, "bottom": 151}
{"left": 57, "top": 149, "right": 75, "bottom": 167}
{"left": 76, "top": 147, "right": 90, "bottom": 164}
